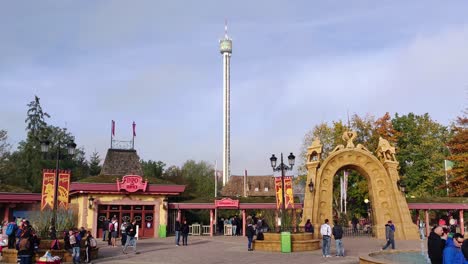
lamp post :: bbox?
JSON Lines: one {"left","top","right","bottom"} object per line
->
{"left": 40, "top": 138, "right": 76, "bottom": 239}
{"left": 270, "top": 152, "right": 295, "bottom": 231}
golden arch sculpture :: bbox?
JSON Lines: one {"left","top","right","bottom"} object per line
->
{"left": 301, "top": 132, "right": 419, "bottom": 240}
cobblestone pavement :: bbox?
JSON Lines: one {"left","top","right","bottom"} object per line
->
{"left": 92, "top": 236, "right": 426, "bottom": 264}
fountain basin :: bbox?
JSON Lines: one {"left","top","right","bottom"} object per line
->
{"left": 360, "top": 250, "right": 429, "bottom": 264}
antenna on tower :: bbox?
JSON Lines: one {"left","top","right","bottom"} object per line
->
{"left": 224, "top": 19, "right": 228, "bottom": 39}
{"left": 347, "top": 110, "right": 351, "bottom": 129}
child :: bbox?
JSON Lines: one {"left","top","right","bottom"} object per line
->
{"left": 246, "top": 220, "right": 255, "bottom": 251}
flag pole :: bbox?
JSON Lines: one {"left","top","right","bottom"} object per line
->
{"left": 444, "top": 160, "right": 449, "bottom": 196}
{"left": 110, "top": 120, "right": 113, "bottom": 149}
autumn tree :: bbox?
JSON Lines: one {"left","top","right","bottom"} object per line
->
{"left": 446, "top": 113, "right": 468, "bottom": 196}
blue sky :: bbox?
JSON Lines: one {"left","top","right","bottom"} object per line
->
{"left": 1, "top": 1, "right": 467, "bottom": 175}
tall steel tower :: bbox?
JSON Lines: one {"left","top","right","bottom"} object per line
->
{"left": 219, "top": 22, "right": 232, "bottom": 186}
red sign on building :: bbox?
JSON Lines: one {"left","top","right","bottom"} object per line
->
{"left": 117, "top": 175, "right": 148, "bottom": 193}
{"left": 215, "top": 198, "right": 239, "bottom": 208}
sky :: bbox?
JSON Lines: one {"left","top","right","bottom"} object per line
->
{"left": 1, "top": 1, "right": 467, "bottom": 176}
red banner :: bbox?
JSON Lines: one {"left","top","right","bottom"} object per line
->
{"left": 274, "top": 177, "right": 294, "bottom": 209}
{"left": 58, "top": 171, "right": 71, "bottom": 209}
{"left": 41, "top": 170, "right": 71, "bottom": 210}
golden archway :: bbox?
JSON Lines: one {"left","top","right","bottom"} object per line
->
{"left": 301, "top": 132, "right": 418, "bottom": 240}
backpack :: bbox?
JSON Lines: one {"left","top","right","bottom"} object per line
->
{"left": 89, "top": 237, "right": 97, "bottom": 248}
{"left": 51, "top": 239, "right": 60, "bottom": 250}
{"left": 5, "top": 223, "right": 16, "bottom": 236}
{"left": 19, "top": 238, "right": 30, "bottom": 251}
{"left": 109, "top": 222, "right": 114, "bottom": 232}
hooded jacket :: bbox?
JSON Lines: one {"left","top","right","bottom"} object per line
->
{"left": 428, "top": 231, "right": 445, "bottom": 264}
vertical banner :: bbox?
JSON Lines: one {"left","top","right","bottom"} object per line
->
{"left": 41, "top": 169, "right": 71, "bottom": 210}
{"left": 58, "top": 171, "right": 71, "bottom": 209}
{"left": 41, "top": 170, "right": 56, "bottom": 210}
{"left": 274, "top": 178, "right": 282, "bottom": 209}
{"left": 274, "top": 177, "right": 295, "bottom": 209}
{"left": 284, "top": 176, "right": 294, "bottom": 209}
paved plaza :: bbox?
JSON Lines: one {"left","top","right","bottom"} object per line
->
{"left": 92, "top": 236, "right": 426, "bottom": 264}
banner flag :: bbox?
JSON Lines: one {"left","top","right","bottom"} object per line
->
{"left": 41, "top": 170, "right": 56, "bottom": 210}
{"left": 58, "top": 171, "right": 71, "bottom": 208}
{"left": 111, "top": 120, "right": 115, "bottom": 136}
{"left": 41, "top": 170, "right": 71, "bottom": 210}
{"left": 284, "top": 176, "right": 294, "bottom": 209}
{"left": 444, "top": 160, "right": 454, "bottom": 171}
{"left": 132, "top": 121, "right": 136, "bottom": 137}
{"left": 274, "top": 178, "right": 282, "bottom": 209}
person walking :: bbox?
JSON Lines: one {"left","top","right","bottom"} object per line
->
{"left": 181, "top": 220, "right": 189, "bottom": 246}
{"left": 443, "top": 233, "right": 465, "bottom": 264}
{"left": 120, "top": 220, "right": 128, "bottom": 246}
{"left": 320, "top": 219, "right": 332, "bottom": 257}
{"left": 175, "top": 220, "right": 181, "bottom": 246}
{"left": 17, "top": 220, "right": 33, "bottom": 264}
{"left": 85, "top": 231, "right": 97, "bottom": 263}
{"left": 123, "top": 219, "right": 137, "bottom": 254}
{"left": 110, "top": 218, "right": 118, "bottom": 247}
{"left": 69, "top": 229, "right": 82, "bottom": 264}
{"left": 332, "top": 221, "right": 344, "bottom": 257}
{"left": 382, "top": 220, "right": 395, "bottom": 250}
{"left": 246, "top": 219, "right": 255, "bottom": 251}
{"left": 428, "top": 225, "right": 447, "bottom": 264}
{"left": 6, "top": 217, "right": 18, "bottom": 249}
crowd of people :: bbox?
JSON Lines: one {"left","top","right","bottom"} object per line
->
{"left": 428, "top": 223, "right": 468, "bottom": 264}
{"left": 100, "top": 217, "right": 138, "bottom": 254}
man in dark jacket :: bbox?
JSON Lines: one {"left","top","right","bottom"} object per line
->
{"left": 428, "top": 225, "right": 447, "bottom": 264}
{"left": 246, "top": 220, "right": 255, "bottom": 251}
{"left": 332, "top": 221, "right": 344, "bottom": 257}
{"left": 175, "top": 220, "right": 181, "bottom": 246}
{"left": 382, "top": 220, "right": 395, "bottom": 250}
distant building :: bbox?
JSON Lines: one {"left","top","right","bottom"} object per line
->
{"left": 221, "top": 175, "right": 275, "bottom": 197}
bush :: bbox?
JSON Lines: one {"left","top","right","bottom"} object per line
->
{"left": 29, "top": 209, "right": 78, "bottom": 238}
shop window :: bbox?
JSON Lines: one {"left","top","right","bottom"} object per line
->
{"left": 122, "top": 205, "right": 131, "bottom": 210}
{"left": 144, "top": 205, "right": 154, "bottom": 210}
{"left": 110, "top": 205, "right": 119, "bottom": 210}
{"left": 98, "top": 205, "right": 108, "bottom": 211}
{"left": 134, "top": 205, "right": 143, "bottom": 210}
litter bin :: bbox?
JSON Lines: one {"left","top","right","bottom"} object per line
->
{"left": 281, "top": 232, "right": 291, "bottom": 253}
{"left": 158, "top": 224, "right": 167, "bottom": 238}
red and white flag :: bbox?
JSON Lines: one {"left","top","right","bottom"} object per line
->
{"left": 132, "top": 121, "right": 136, "bottom": 137}
{"left": 111, "top": 120, "right": 115, "bottom": 136}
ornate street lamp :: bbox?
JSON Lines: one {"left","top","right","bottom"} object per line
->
{"left": 269, "top": 152, "right": 295, "bottom": 231}
{"left": 40, "top": 138, "right": 76, "bottom": 239}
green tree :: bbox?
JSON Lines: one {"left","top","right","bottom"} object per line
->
{"left": 25, "top": 95, "right": 50, "bottom": 138}
{"left": 0, "top": 129, "right": 11, "bottom": 184}
{"left": 5, "top": 96, "right": 88, "bottom": 191}
{"left": 181, "top": 160, "right": 215, "bottom": 198}
{"left": 89, "top": 151, "right": 102, "bottom": 176}
{"left": 141, "top": 160, "right": 166, "bottom": 179}
{"left": 392, "top": 113, "right": 450, "bottom": 197}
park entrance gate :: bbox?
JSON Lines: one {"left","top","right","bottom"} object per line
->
{"left": 301, "top": 131, "right": 419, "bottom": 240}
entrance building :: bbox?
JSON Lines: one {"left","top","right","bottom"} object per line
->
{"left": 70, "top": 176, "right": 185, "bottom": 239}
